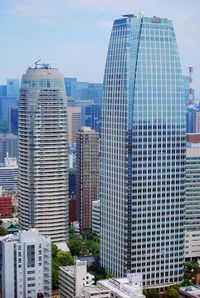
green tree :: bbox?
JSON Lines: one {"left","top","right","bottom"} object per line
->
{"left": 0, "top": 226, "right": 8, "bottom": 236}
{"left": 165, "top": 286, "right": 179, "bottom": 298}
{"left": 52, "top": 244, "right": 74, "bottom": 290}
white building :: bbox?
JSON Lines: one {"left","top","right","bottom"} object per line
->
{"left": 98, "top": 274, "right": 145, "bottom": 298}
{"left": 81, "top": 285, "right": 111, "bottom": 298}
{"left": 59, "top": 260, "right": 94, "bottom": 298}
{"left": 18, "top": 63, "right": 68, "bottom": 242}
{"left": 92, "top": 200, "right": 100, "bottom": 235}
{"left": 185, "top": 143, "right": 200, "bottom": 260}
{"left": 0, "top": 154, "right": 18, "bottom": 191}
{"left": 1, "top": 228, "right": 51, "bottom": 298}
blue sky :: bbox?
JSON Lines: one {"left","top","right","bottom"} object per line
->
{"left": 0, "top": 0, "right": 200, "bottom": 94}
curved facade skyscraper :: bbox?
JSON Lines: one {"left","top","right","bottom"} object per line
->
{"left": 100, "top": 15, "right": 186, "bottom": 288}
{"left": 19, "top": 64, "right": 68, "bottom": 242}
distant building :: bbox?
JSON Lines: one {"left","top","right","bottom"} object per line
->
{"left": 186, "top": 108, "right": 196, "bottom": 133}
{"left": 8, "top": 106, "right": 18, "bottom": 135}
{"left": 68, "top": 107, "right": 82, "bottom": 145}
{"left": 59, "top": 260, "right": 94, "bottom": 298}
{"left": 0, "top": 96, "right": 18, "bottom": 122}
{"left": 0, "top": 154, "right": 18, "bottom": 191}
{"left": 64, "top": 78, "right": 102, "bottom": 106}
{"left": 1, "top": 229, "right": 51, "bottom": 298}
{"left": 82, "top": 104, "right": 101, "bottom": 133}
{"left": 0, "top": 133, "right": 18, "bottom": 163}
{"left": 92, "top": 200, "right": 100, "bottom": 235}
{"left": 0, "top": 188, "right": 12, "bottom": 218}
{"left": 76, "top": 127, "right": 99, "bottom": 230}
{"left": 7, "top": 79, "right": 20, "bottom": 98}
{"left": 98, "top": 274, "right": 145, "bottom": 298}
{"left": 194, "top": 112, "right": 200, "bottom": 133}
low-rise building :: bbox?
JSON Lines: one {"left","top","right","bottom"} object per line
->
{"left": 59, "top": 260, "right": 94, "bottom": 298}
{"left": 180, "top": 285, "right": 200, "bottom": 297}
{"left": 98, "top": 274, "right": 145, "bottom": 298}
{"left": 81, "top": 284, "right": 110, "bottom": 298}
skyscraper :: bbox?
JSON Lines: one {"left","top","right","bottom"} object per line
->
{"left": 18, "top": 63, "right": 68, "bottom": 243}
{"left": 100, "top": 15, "right": 185, "bottom": 289}
{"left": 76, "top": 127, "right": 99, "bottom": 230}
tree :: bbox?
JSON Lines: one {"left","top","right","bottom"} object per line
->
{"left": 143, "top": 289, "right": 159, "bottom": 298}
{"left": 52, "top": 244, "right": 74, "bottom": 290}
{"left": 0, "top": 226, "right": 8, "bottom": 236}
{"left": 165, "top": 286, "right": 179, "bottom": 298}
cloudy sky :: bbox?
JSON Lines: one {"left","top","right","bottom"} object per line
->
{"left": 0, "top": 0, "right": 199, "bottom": 94}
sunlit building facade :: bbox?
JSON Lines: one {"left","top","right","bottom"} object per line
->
{"left": 100, "top": 15, "right": 185, "bottom": 288}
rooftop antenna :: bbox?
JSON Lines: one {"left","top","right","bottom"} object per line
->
{"left": 29, "top": 59, "right": 41, "bottom": 68}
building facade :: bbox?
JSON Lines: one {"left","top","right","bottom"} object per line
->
{"left": 92, "top": 200, "right": 100, "bottom": 235}
{"left": 68, "top": 106, "right": 82, "bottom": 145}
{"left": 76, "top": 127, "right": 99, "bottom": 230}
{"left": 185, "top": 141, "right": 200, "bottom": 260}
{"left": 1, "top": 229, "right": 51, "bottom": 298}
{"left": 59, "top": 260, "right": 94, "bottom": 298}
{"left": 0, "top": 133, "right": 18, "bottom": 163}
{"left": 100, "top": 15, "right": 185, "bottom": 288}
{"left": 18, "top": 64, "right": 68, "bottom": 242}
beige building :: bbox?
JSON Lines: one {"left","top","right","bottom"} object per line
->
{"left": 68, "top": 107, "right": 81, "bottom": 145}
{"left": 76, "top": 127, "right": 99, "bottom": 230}
{"left": 59, "top": 260, "right": 94, "bottom": 298}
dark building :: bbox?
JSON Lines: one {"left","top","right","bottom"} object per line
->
{"left": 8, "top": 107, "right": 18, "bottom": 135}
{"left": 82, "top": 104, "right": 101, "bottom": 133}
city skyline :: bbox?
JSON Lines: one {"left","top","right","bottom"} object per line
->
{"left": 0, "top": 0, "right": 200, "bottom": 94}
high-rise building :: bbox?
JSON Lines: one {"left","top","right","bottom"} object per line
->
{"left": 185, "top": 137, "right": 200, "bottom": 260}
{"left": 68, "top": 106, "right": 82, "bottom": 145}
{"left": 7, "top": 78, "right": 20, "bottom": 98}
{"left": 1, "top": 229, "right": 51, "bottom": 298}
{"left": 76, "top": 127, "right": 99, "bottom": 230}
{"left": 18, "top": 63, "right": 68, "bottom": 243}
{"left": 8, "top": 106, "right": 18, "bottom": 135}
{"left": 82, "top": 104, "right": 101, "bottom": 133}
{"left": 100, "top": 15, "right": 185, "bottom": 289}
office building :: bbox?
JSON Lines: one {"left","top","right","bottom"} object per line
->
{"left": 7, "top": 78, "right": 20, "bottom": 98}
{"left": 185, "top": 139, "right": 200, "bottom": 260}
{"left": 0, "top": 154, "right": 18, "bottom": 191}
{"left": 0, "top": 96, "right": 18, "bottom": 122}
{"left": 92, "top": 200, "right": 100, "bottom": 235}
{"left": 59, "top": 260, "right": 94, "bottom": 298}
{"left": 76, "top": 127, "right": 99, "bottom": 230}
{"left": 18, "top": 63, "right": 68, "bottom": 242}
{"left": 98, "top": 274, "right": 145, "bottom": 298}
{"left": 82, "top": 104, "right": 101, "bottom": 133}
{"left": 64, "top": 78, "right": 102, "bottom": 106}
{"left": 0, "top": 133, "right": 18, "bottom": 163}
{"left": 8, "top": 106, "right": 18, "bottom": 135}
{"left": 68, "top": 106, "right": 82, "bottom": 145}
{"left": 100, "top": 15, "right": 185, "bottom": 288}
{"left": 1, "top": 228, "right": 51, "bottom": 298}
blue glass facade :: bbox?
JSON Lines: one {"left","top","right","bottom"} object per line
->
{"left": 100, "top": 15, "right": 185, "bottom": 288}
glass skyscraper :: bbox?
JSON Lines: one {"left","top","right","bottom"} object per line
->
{"left": 18, "top": 64, "right": 68, "bottom": 243}
{"left": 100, "top": 15, "right": 185, "bottom": 288}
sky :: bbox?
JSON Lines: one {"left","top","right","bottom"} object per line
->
{"left": 0, "top": 0, "right": 200, "bottom": 94}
